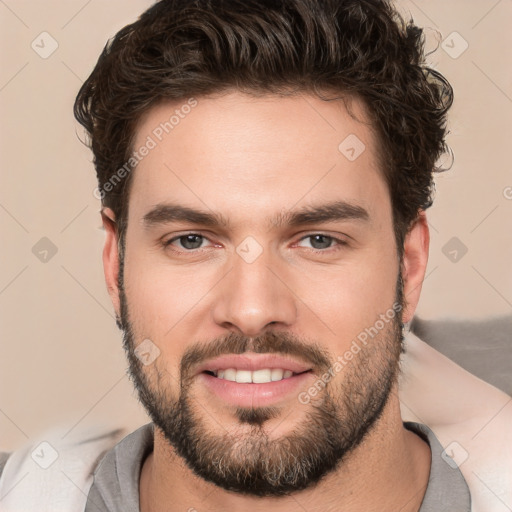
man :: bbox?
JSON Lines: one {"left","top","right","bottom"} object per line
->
{"left": 2, "top": 0, "right": 509, "bottom": 510}
{"left": 77, "top": 0, "right": 463, "bottom": 510}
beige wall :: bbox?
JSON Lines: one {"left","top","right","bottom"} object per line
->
{"left": 1, "top": 0, "right": 511, "bottom": 451}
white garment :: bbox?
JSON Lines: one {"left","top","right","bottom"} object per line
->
{"left": 0, "top": 426, "right": 126, "bottom": 512}
{"left": 400, "top": 331, "right": 512, "bottom": 512}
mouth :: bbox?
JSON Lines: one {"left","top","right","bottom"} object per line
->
{"left": 203, "top": 368, "right": 312, "bottom": 383}
{"left": 196, "top": 352, "right": 313, "bottom": 380}
{"left": 196, "top": 353, "right": 315, "bottom": 407}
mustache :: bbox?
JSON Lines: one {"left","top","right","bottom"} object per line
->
{"left": 180, "top": 330, "right": 332, "bottom": 380}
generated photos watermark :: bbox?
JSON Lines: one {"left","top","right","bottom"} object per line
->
{"left": 93, "top": 97, "right": 198, "bottom": 200}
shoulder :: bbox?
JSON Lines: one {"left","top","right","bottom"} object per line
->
{"left": 0, "top": 426, "right": 126, "bottom": 512}
{"left": 400, "top": 329, "right": 512, "bottom": 512}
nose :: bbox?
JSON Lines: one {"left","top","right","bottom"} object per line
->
{"left": 211, "top": 247, "right": 297, "bottom": 337}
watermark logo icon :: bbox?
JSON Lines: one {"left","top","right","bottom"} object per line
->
{"left": 236, "top": 236, "right": 263, "bottom": 264}
{"left": 32, "top": 237, "right": 58, "bottom": 263}
{"left": 31, "top": 32, "right": 59, "bottom": 59}
{"left": 441, "top": 441, "right": 469, "bottom": 469}
{"left": 338, "top": 134, "right": 366, "bottom": 162}
{"left": 442, "top": 237, "right": 468, "bottom": 263}
{"left": 135, "top": 338, "right": 161, "bottom": 365}
{"left": 441, "top": 31, "right": 468, "bottom": 59}
{"left": 31, "top": 441, "right": 59, "bottom": 469}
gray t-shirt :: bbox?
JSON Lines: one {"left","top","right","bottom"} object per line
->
{"left": 84, "top": 421, "right": 471, "bottom": 511}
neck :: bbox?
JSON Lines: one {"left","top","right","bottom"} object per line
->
{"left": 140, "top": 385, "right": 430, "bottom": 512}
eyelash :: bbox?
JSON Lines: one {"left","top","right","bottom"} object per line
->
{"left": 162, "top": 232, "right": 348, "bottom": 255}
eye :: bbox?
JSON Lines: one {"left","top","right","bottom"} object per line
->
{"left": 296, "top": 234, "right": 347, "bottom": 252}
{"left": 163, "top": 233, "right": 213, "bottom": 251}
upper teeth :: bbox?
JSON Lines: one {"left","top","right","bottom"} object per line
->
{"left": 214, "top": 368, "right": 294, "bottom": 383}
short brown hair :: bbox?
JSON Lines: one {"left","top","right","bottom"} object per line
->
{"left": 74, "top": 0, "right": 453, "bottom": 252}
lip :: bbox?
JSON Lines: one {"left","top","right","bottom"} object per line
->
{"left": 198, "top": 370, "right": 314, "bottom": 408}
{"left": 195, "top": 353, "right": 313, "bottom": 375}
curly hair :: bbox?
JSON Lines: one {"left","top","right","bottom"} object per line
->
{"left": 74, "top": 0, "right": 453, "bottom": 254}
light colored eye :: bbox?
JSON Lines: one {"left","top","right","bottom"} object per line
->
{"left": 297, "top": 234, "right": 344, "bottom": 251}
{"left": 165, "top": 234, "right": 211, "bottom": 250}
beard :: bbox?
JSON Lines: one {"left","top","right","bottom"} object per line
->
{"left": 117, "top": 257, "right": 405, "bottom": 497}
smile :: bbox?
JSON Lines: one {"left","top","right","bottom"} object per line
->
{"left": 206, "top": 368, "right": 309, "bottom": 383}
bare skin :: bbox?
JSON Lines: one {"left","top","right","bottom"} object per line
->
{"left": 102, "top": 91, "right": 431, "bottom": 512}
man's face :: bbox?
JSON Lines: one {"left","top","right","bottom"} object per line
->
{"left": 115, "top": 92, "right": 405, "bottom": 495}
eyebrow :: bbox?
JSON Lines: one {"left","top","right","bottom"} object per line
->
{"left": 142, "top": 200, "right": 370, "bottom": 231}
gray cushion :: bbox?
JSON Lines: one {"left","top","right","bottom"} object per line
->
{"left": 410, "top": 315, "right": 512, "bottom": 396}
{"left": 0, "top": 452, "right": 10, "bottom": 478}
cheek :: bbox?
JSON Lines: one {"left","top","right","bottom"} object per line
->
{"left": 290, "top": 247, "right": 399, "bottom": 346}
{"left": 123, "top": 251, "right": 217, "bottom": 357}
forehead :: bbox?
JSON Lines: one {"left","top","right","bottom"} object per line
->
{"left": 127, "top": 91, "right": 390, "bottom": 228}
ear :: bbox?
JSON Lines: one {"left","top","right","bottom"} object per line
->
{"left": 401, "top": 210, "right": 430, "bottom": 324}
{"left": 101, "top": 207, "right": 121, "bottom": 321}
